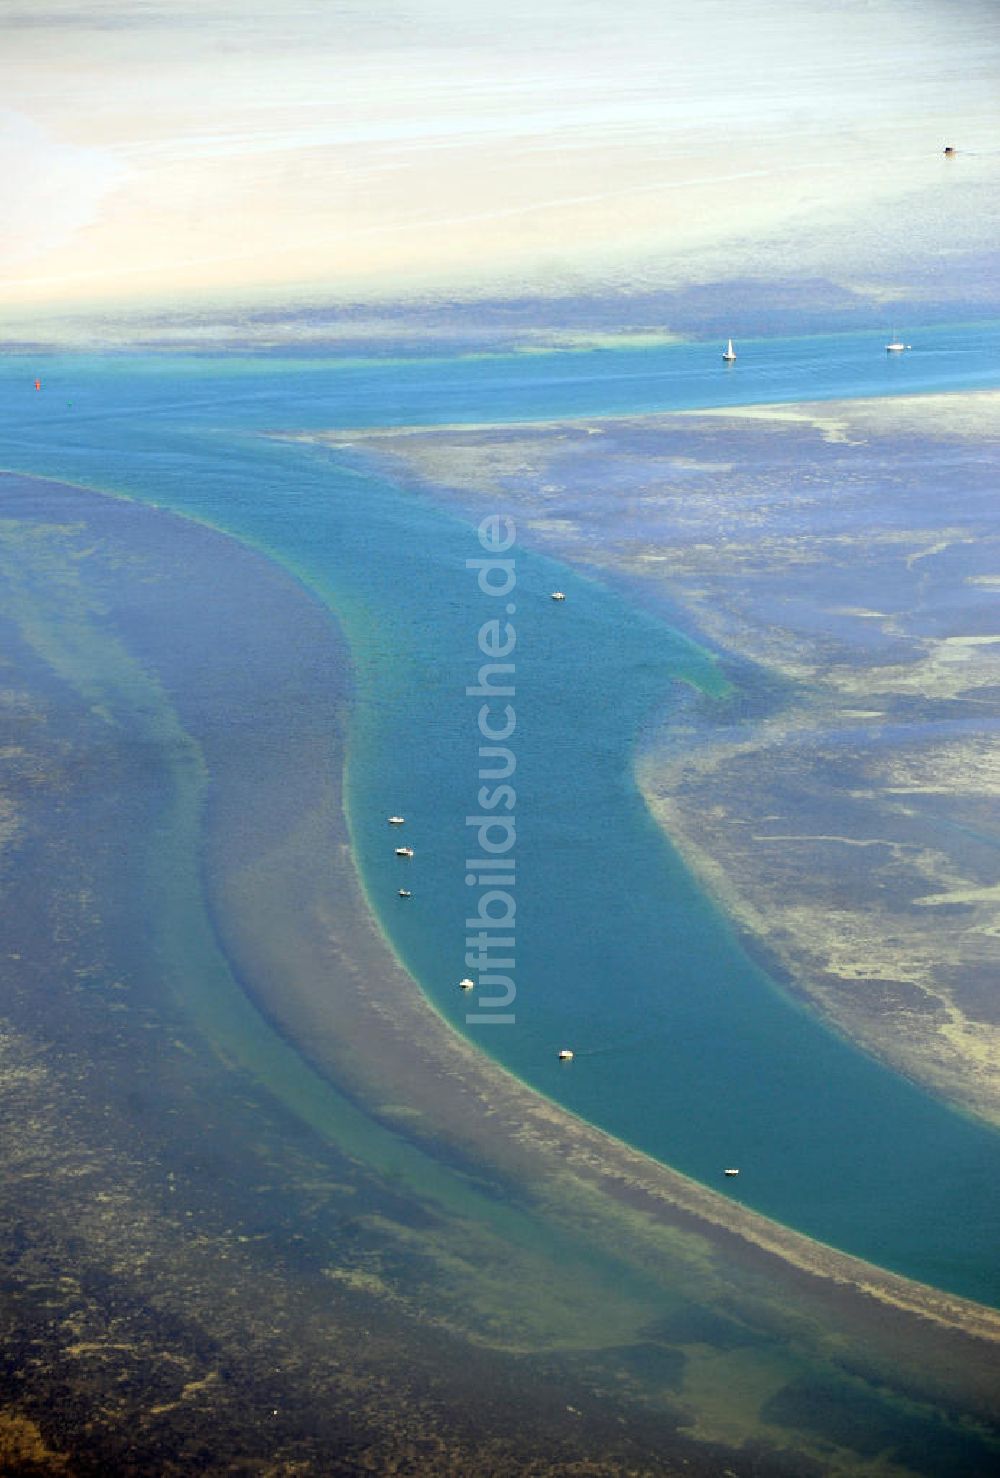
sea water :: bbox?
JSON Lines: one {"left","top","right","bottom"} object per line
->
{"left": 1, "top": 324, "right": 998, "bottom": 1304}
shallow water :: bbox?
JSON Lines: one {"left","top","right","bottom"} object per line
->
{"left": 1, "top": 325, "right": 998, "bottom": 1305}
{"left": 6, "top": 477, "right": 999, "bottom": 1476}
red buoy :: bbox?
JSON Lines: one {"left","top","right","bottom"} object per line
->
{"left": 34, "top": 378, "right": 41, "bottom": 391}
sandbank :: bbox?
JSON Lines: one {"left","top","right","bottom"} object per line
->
{"left": 281, "top": 389, "right": 1000, "bottom": 1125}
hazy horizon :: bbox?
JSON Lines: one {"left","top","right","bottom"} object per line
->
{"left": 3, "top": 0, "right": 998, "bottom": 328}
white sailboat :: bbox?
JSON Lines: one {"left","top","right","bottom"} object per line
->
{"left": 722, "top": 338, "right": 736, "bottom": 362}
{"left": 885, "top": 331, "right": 911, "bottom": 352}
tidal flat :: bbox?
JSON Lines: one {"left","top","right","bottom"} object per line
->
{"left": 1, "top": 471, "right": 999, "bottom": 1474}
{"left": 325, "top": 390, "right": 1000, "bottom": 1127}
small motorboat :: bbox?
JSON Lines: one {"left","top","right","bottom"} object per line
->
{"left": 551, "top": 591, "right": 566, "bottom": 601}
{"left": 395, "top": 846, "right": 414, "bottom": 858}
{"left": 388, "top": 815, "right": 405, "bottom": 825}
{"left": 558, "top": 1049, "right": 574, "bottom": 1061}
{"left": 723, "top": 1168, "right": 740, "bottom": 1177}
{"left": 885, "top": 333, "right": 911, "bottom": 352}
{"left": 398, "top": 889, "right": 412, "bottom": 898}
{"left": 459, "top": 977, "right": 475, "bottom": 992}
{"left": 722, "top": 338, "right": 736, "bottom": 362}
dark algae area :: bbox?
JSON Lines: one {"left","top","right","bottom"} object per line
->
{"left": 0, "top": 478, "right": 700, "bottom": 1475}
{"left": 1, "top": 473, "right": 1000, "bottom": 1474}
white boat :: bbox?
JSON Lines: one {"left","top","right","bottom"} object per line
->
{"left": 723, "top": 1168, "right": 740, "bottom": 1177}
{"left": 551, "top": 591, "right": 566, "bottom": 601}
{"left": 558, "top": 1049, "right": 574, "bottom": 1061}
{"left": 395, "top": 846, "right": 414, "bottom": 858}
{"left": 398, "top": 889, "right": 412, "bottom": 898}
{"left": 722, "top": 338, "right": 736, "bottom": 362}
{"left": 387, "top": 815, "right": 405, "bottom": 825}
{"left": 885, "top": 332, "right": 911, "bottom": 352}
{"left": 459, "top": 977, "right": 475, "bottom": 992}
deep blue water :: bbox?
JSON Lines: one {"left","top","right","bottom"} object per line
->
{"left": 1, "top": 323, "right": 998, "bottom": 1304}
{"left": 8, "top": 319, "right": 1000, "bottom": 435}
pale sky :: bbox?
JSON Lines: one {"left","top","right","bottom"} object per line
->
{"left": 2, "top": 0, "right": 998, "bottom": 318}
